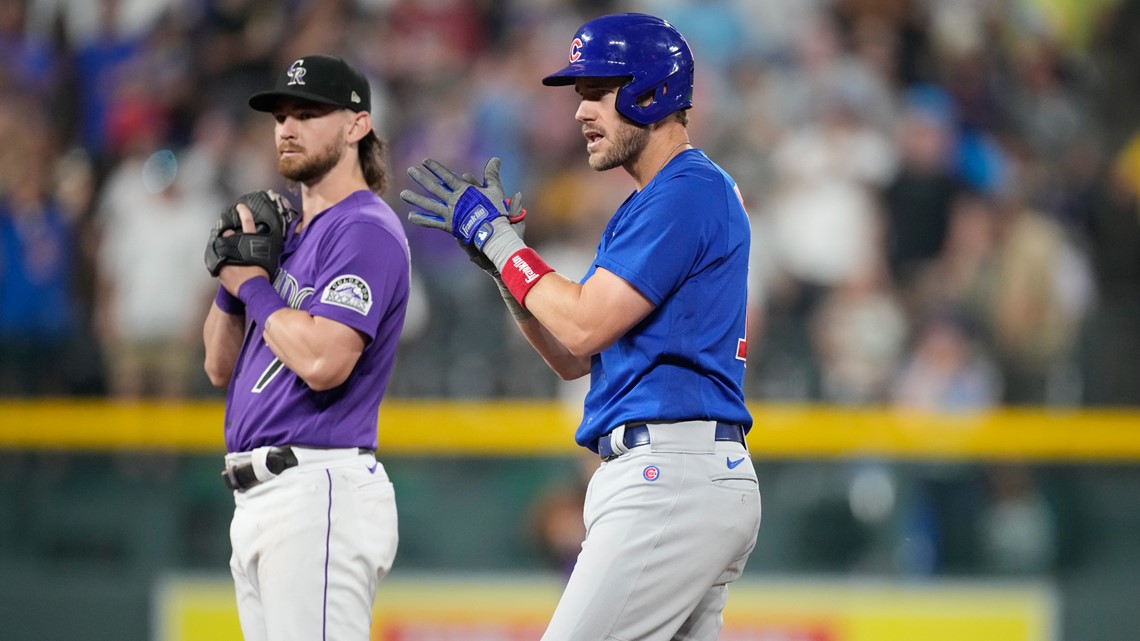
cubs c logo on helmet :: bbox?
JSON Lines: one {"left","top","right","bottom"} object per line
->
{"left": 568, "top": 37, "right": 583, "bottom": 63}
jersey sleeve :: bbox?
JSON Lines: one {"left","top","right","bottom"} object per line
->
{"left": 306, "top": 220, "right": 410, "bottom": 341}
{"left": 593, "top": 176, "right": 714, "bottom": 305}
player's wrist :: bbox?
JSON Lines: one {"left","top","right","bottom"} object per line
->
{"left": 481, "top": 217, "right": 528, "bottom": 271}
{"left": 492, "top": 273, "right": 533, "bottom": 321}
{"left": 237, "top": 277, "right": 287, "bottom": 329}
{"left": 480, "top": 218, "right": 552, "bottom": 306}
{"left": 480, "top": 220, "right": 553, "bottom": 307}
{"left": 215, "top": 285, "right": 245, "bottom": 315}
{"left": 497, "top": 247, "right": 554, "bottom": 308}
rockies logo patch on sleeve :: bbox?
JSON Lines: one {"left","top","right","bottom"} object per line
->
{"left": 321, "top": 275, "right": 372, "bottom": 315}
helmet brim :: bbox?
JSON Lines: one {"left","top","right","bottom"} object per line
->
{"left": 542, "top": 63, "right": 634, "bottom": 87}
{"left": 541, "top": 70, "right": 577, "bottom": 87}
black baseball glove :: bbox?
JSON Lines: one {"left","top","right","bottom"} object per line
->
{"left": 205, "top": 190, "right": 295, "bottom": 277}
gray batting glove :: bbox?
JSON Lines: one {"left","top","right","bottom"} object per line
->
{"left": 457, "top": 166, "right": 526, "bottom": 274}
{"left": 402, "top": 157, "right": 512, "bottom": 249}
{"left": 457, "top": 165, "right": 531, "bottom": 321}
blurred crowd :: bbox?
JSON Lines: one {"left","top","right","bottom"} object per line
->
{"left": 1, "top": 0, "right": 1139, "bottom": 408}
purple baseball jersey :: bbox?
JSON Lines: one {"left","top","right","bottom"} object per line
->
{"left": 223, "top": 190, "right": 410, "bottom": 453}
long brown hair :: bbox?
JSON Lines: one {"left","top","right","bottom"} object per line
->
{"left": 359, "top": 131, "right": 389, "bottom": 195}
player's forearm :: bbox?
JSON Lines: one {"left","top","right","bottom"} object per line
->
{"left": 261, "top": 309, "right": 364, "bottom": 391}
{"left": 202, "top": 303, "right": 245, "bottom": 387}
{"left": 518, "top": 317, "right": 591, "bottom": 380}
{"left": 228, "top": 276, "right": 362, "bottom": 391}
{"left": 523, "top": 268, "right": 653, "bottom": 358}
{"left": 523, "top": 274, "right": 600, "bottom": 357}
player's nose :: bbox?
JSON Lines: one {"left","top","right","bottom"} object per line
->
{"left": 575, "top": 100, "right": 596, "bottom": 124}
{"left": 276, "top": 117, "right": 299, "bottom": 139}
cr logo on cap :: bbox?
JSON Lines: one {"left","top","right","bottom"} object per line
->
{"left": 287, "top": 60, "right": 307, "bottom": 86}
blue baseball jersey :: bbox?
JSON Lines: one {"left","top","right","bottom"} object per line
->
{"left": 223, "top": 190, "right": 410, "bottom": 453}
{"left": 577, "top": 149, "right": 752, "bottom": 450}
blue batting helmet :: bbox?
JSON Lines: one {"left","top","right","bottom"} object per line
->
{"left": 542, "top": 13, "right": 695, "bottom": 126}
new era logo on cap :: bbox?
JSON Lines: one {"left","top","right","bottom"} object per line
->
{"left": 249, "top": 54, "right": 371, "bottom": 113}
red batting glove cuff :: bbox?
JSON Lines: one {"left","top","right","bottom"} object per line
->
{"left": 499, "top": 248, "right": 554, "bottom": 308}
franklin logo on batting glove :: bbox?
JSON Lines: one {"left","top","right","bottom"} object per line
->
{"left": 459, "top": 204, "right": 487, "bottom": 240}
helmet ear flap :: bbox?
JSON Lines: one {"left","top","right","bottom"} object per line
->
{"left": 640, "top": 80, "right": 678, "bottom": 107}
{"left": 616, "top": 63, "right": 693, "bottom": 125}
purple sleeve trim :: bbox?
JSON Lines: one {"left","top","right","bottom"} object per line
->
{"left": 237, "top": 277, "right": 287, "bottom": 327}
{"left": 214, "top": 285, "right": 246, "bottom": 315}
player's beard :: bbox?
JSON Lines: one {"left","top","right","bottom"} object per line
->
{"left": 278, "top": 131, "right": 344, "bottom": 184}
{"left": 589, "top": 120, "right": 650, "bottom": 171}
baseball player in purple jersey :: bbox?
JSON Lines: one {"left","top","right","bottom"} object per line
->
{"left": 401, "top": 13, "right": 760, "bottom": 641}
{"left": 202, "top": 55, "right": 408, "bottom": 641}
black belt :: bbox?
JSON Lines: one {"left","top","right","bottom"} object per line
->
{"left": 222, "top": 446, "right": 372, "bottom": 492}
{"left": 597, "top": 422, "right": 746, "bottom": 461}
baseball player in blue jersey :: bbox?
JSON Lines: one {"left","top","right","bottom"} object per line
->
{"left": 202, "top": 54, "right": 408, "bottom": 641}
{"left": 401, "top": 13, "right": 760, "bottom": 641}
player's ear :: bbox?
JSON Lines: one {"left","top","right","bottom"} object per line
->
{"left": 347, "top": 111, "right": 372, "bottom": 144}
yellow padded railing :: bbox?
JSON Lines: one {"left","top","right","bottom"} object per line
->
{"left": 1, "top": 400, "right": 1139, "bottom": 461}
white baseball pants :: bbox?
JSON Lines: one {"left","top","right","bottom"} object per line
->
{"left": 542, "top": 421, "right": 762, "bottom": 641}
{"left": 227, "top": 447, "right": 398, "bottom": 641}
